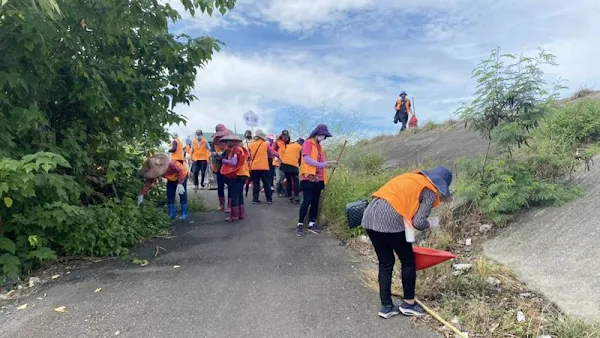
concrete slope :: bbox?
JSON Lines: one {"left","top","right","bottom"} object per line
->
{"left": 0, "top": 191, "right": 438, "bottom": 338}
{"left": 362, "top": 122, "right": 490, "bottom": 170}
{"left": 484, "top": 158, "right": 600, "bottom": 321}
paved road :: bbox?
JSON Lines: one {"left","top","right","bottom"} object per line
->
{"left": 0, "top": 190, "right": 437, "bottom": 338}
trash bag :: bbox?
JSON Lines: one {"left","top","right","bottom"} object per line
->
{"left": 346, "top": 199, "right": 369, "bottom": 229}
{"left": 409, "top": 115, "right": 418, "bottom": 128}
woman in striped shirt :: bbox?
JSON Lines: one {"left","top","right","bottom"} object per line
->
{"left": 361, "top": 166, "right": 453, "bottom": 319}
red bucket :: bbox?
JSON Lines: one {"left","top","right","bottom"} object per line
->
{"left": 413, "top": 246, "right": 456, "bottom": 271}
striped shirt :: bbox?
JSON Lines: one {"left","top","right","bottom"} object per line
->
{"left": 361, "top": 188, "right": 436, "bottom": 233}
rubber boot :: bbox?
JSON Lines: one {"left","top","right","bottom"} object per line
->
{"left": 239, "top": 205, "right": 245, "bottom": 220}
{"left": 218, "top": 197, "right": 225, "bottom": 211}
{"left": 225, "top": 198, "right": 231, "bottom": 213}
{"left": 225, "top": 206, "right": 239, "bottom": 222}
{"left": 180, "top": 203, "right": 188, "bottom": 221}
{"left": 168, "top": 204, "right": 176, "bottom": 220}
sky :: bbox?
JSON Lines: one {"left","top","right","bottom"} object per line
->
{"left": 164, "top": 0, "right": 600, "bottom": 141}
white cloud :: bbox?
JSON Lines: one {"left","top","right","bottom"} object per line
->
{"left": 167, "top": 0, "right": 600, "bottom": 138}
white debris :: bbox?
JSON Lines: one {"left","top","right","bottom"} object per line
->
{"left": 517, "top": 311, "right": 526, "bottom": 323}
{"left": 519, "top": 292, "right": 533, "bottom": 298}
{"left": 479, "top": 224, "right": 493, "bottom": 234}
{"left": 358, "top": 235, "right": 369, "bottom": 243}
{"left": 486, "top": 277, "right": 501, "bottom": 287}
{"left": 538, "top": 335, "right": 551, "bottom": 338}
{"left": 465, "top": 238, "right": 472, "bottom": 246}
{"left": 28, "top": 277, "right": 41, "bottom": 288}
{"left": 453, "top": 263, "right": 472, "bottom": 271}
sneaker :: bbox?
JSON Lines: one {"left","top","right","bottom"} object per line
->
{"left": 253, "top": 200, "right": 262, "bottom": 204}
{"left": 399, "top": 301, "right": 425, "bottom": 317}
{"left": 378, "top": 305, "right": 400, "bottom": 319}
{"left": 267, "top": 200, "right": 272, "bottom": 205}
{"left": 296, "top": 224, "right": 304, "bottom": 237}
{"left": 308, "top": 224, "right": 321, "bottom": 234}
{"left": 289, "top": 198, "right": 295, "bottom": 204}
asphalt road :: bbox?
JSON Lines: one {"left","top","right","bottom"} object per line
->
{"left": 0, "top": 190, "right": 437, "bottom": 338}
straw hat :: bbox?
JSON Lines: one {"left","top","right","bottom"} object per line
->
{"left": 220, "top": 133, "right": 242, "bottom": 142}
{"left": 254, "top": 129, "right": 267, "bottom": 139}
{"left": 141, "top": 154, "right": 170, "bottom": 179}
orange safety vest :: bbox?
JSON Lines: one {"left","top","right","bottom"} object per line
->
{"left": 372, "top": 172, "right": 440, "bottom": 224}
{"left": 300, "top": 138, "right": 327, "bottom": 182}
{"left": 395, "top": 97, "right": 411, "bottom": 112}
{"left": 248, "top": 140, "right": 269, "bottom": 171}
{"left": 234, "top": 146, "right": 250, "bottom": 177}
{"left": 282, "top": 142, "right": 302, "bottom": 167}
{"left": 192, "top": 138, "right": 210, "bottom": 161}
{"left": 163, "top": 160, "right": 189, "bottom": 182}
{"left": 171, "top": 138, "right": 184, "bottom": 161}
{"left": 276, "top": 139, "right": 287, "bottom": 158}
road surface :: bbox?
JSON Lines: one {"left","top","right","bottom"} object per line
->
{"left": 0, "top": 190, "right": 437, "bottom": 337}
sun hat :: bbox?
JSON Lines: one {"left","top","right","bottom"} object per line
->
{"left": 400, "top": 91, "right": 407, "bottom": 96}
{"left": 254, "top": 129, "right": 267, "bottom": 139}
{"left": 220, "top": 133, "right": 242, "bottom": 142}
{"left": 195, "top": 129, "right": 203, "bottom": 136}
{"left": 213, "top": 124, "right": 230, "bottom": 139}
{"left": 308, "top": 124, "right": 333, "bottom": 139}
{"left": 141, "top": 154, "right": 170, "bottom": 179}
{"left": 420, "top": 166, "right": 453, "bottom": 197}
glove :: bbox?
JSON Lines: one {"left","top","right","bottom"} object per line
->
{"left": 176, "top": 184, "right": 185, "bottom": 195}
{"left": 428, "top": 217, "right": 441, "bottom": 231}
{"left": 137, "top": 195, "right": 144, "bottom": 206}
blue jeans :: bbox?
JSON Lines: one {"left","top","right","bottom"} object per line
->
{"left": 166, "top": 178, "right": 188, "bottom": 204}
{"left": 216, "top": 172, "right": 226, "bottom": 199}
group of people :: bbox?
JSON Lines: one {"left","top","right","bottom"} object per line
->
{"left": 137, "top": 115, "right": 456, "bottom": 321}
{"left": 137, "top": 123, "right": 338, "bottom": 236}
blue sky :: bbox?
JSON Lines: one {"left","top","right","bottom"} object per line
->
{"left": 165, "top": 0, "right": 600, "bottom": 140}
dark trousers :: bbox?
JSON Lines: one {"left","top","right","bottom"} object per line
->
{"left": 399, "top": 111, "right": 408, "bottom": 131}
{"left": 216, "top": 172, "right": 226, "bottom": 198}
{"left": 284, "top": 171, "right": 300, "bottom": 197}
{"left": 166, "top": 178, "right": 188, "bottom": 204}
{"left": 298, "top": 181, "right": 324, "bottom": 223}
{"left": 366, "top": 229, "right": 416, "bottom": 306}
{"left": 251, "top": 170, "right": 272, "bottom": 202}
{"left": 268, "top": 158, "right": 276, "bottom": 187}
{"left": 192, "top": 160, "right": 208, "bottom": 187}
{"left": 227, "top": 176, "right": 246, "bottom": 207}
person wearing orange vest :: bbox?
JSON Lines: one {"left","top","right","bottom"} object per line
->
{"left": 137, "top": 153, "right": 189, "bottom": 221}
{"left": 297, "top": 124, "right": 337, "bottom": 236}
{"left": 280, "top": 138, "right": 304, "bottom": 204}
{"left": 248, "top": 129, "right": 278, "bottom": 204}
{"left": 168, "top": 133, "right": 185, "bottom": 164}
{"left": 361, "top": 166, "right": 453, "bottom": 318}
{"left": 219, "top": 133, "right": 250, "bottom": 222}
{"left": 211, "top": 124, "right": 231, "bottom": 211}
{"left": 393, "top": 91, "right": 413, "bottom": 132}
{"left": 274, "top": 130, "right": 290, "bottom": 197}
{"left": 191, "top": 129, "right": 211, "bottom": 190}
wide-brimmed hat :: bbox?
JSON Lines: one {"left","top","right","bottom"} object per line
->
{"left": 213, "top": 124, "right": 230, "bottom": 139}
{"left": 195, "top": 129, "right": 203, "bottom": 136}
{"left": 220, "top": 133, "right": 242, "bottom": 142}
{"left": 400, "top": 91, "right": 407, "bottom": 96}
{"left": 309, "top": 124, "right": 333, "bottom": 139}
{"left": 255, "top": 129, "right": 267, "bottom": 139}
{"left": 141, "top": 154, "right": 170, "bottom": 179}
{"left": 420, "top": 166, "right": 453, "bottom": 197}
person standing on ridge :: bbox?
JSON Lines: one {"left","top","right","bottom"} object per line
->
{"left": 168, "top": 132, "right": 185, "bottom": 164}
{"left": 191, "top": 129, "right": 211, "bottom": 190}
{"left": 394, "top": 91, "right": 413, "bottom": 132}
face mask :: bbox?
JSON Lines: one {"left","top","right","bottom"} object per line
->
{"left": 316, "top": 135, "right": 326, "bottom": 142}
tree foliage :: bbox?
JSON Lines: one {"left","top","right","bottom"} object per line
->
{"left": 0, "top": 0, "right": 235, "bottom": 281}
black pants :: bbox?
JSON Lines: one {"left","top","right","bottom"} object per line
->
{"left": 366, "top": 229, "right": 416, "bottom": 306}
{"left": 298, "top": 181, "right": 324, "bottom": 223}
{"left": 227, "top": 176, "right": 246, "bottom": 207}
{"left": 394, "top": 111, "right": 409, "bottom": 131}
{"left": 216, "top": 172, "right": 226, "bottom": 199}
{"left": 281, "top": 165, "right": 300, "bottom": 198}
{"left": 251, "top": 170, "right": 272, "bottom": 202}
{"left": 192, "top": 160, "right": 208, "bottom": 187}
{"left": 268, "top": 158, "right": 276, "bottom": 187}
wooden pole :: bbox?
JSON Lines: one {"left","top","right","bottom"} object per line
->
{"left": 317, "top": 140, "right": 348, "bottom": 222}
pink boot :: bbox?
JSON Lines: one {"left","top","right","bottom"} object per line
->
{"left": 239, "top": 205, "right": 245, "bottom": 220}
{"left": 225, "top": 206, "right": 239, "bottom": 222}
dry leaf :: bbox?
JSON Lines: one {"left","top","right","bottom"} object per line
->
{"left": 140, "top": 261, "right": 149, "bottom": 267}
{"left": 51, "top": 275, "right": 60, "bottom": 279}
{"left": 17, "top": 304, "right": 28, "bottom": 310}
{"left": 173, "top": 265, "right": 180, "bottom": 269}
{"left": 54, "top": 306, "right": 67, "bottom": 313}
{"left": 94, "top": 288, "right": 101, "bottom": 293}
{"left": 6, "top": 290, "right": 15, "bottom": 296}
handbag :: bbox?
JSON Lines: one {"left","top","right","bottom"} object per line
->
{"left": 345, "top": 199, "right": 369, "bottom": 229}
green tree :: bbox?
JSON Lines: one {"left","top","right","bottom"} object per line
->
{"left": 0, "top": 0, "right": 235, "bottom": 280}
